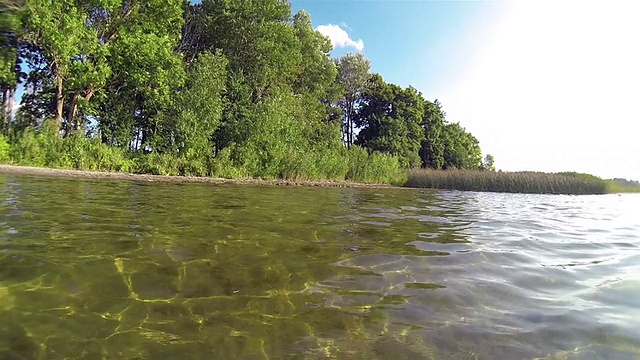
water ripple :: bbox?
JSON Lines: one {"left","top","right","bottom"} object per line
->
{"left": 0, "top": 176, "right": 638, "bottom": 359}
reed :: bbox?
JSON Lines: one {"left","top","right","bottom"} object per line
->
{"left": 405, "top": 169, "right": 609, "bottom": 195}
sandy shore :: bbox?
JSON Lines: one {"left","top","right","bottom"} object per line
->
{"left": 0, "top": 164, "right": 400, "bottom": 189}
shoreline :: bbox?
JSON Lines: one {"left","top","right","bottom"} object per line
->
{"left": 0, "top": 164, "right": 402, "bottom": 189}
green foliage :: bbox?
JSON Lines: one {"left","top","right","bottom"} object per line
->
{"left": 345, "top": 146, "right": 406, "bottom": 185}
{"left": 1, "top": 2, "right": 25, "bottom": 131}
{"left": 61, "top": 133, "right": 134, "bottom": 172}
{"left": 406, "top": 169, "right": 608, "bottom": 195}
{"left": 209, "top": 147, "right": 249, "bottom": 179}
{"left": 22, "top": 0, "right": 184, "bottom": 134}
{"left": 156, "top": 51, "right": 227, "bottom": 158}
{"left": 132, "top": 152, "right": 181, "bottom": 176}
{"left": 8, "top": 121, "right": 60, "bottom": 166}
{"left": 333, "top": 53, "right": 371, "bottom": 146}
{"left": 292, "top": 10, "right": 337, "bottom": 98}
{"left": 556, "top": 173, "right": 640, "bottom": 193}
{"left": 23, "top": 0, "right": 91, "bottom": 127}
{"left": 355, "top": 74, "right": 424, "bottom": 168}
{"left": 0, "top": 134, "right": 10, "bottom": 163}
{"left": 190, "top": 0, "right": 299, "bottom": 101}
{"left": 441, "top": 122, "right": 482, "bottom": 170}
{"left": 2, "top": 122, "right": 406, "bottom": 185}
{"left": 420, "top": 100, "right": 446, "bottom": 169}
{"left": 481, "top": 154, "right": 495, "bottom": 171}
{"left": 7, "top": 121, "right": 133, "bottom": 171}
{"left": 1, "top": 0, "right": 23, "bottom": 94}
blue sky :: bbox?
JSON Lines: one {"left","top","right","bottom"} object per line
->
{"left": 292, "top": 0, "right": 640, "bottom": 181}
{"left": 291, "top": 0, "right": 506, "bottom": 100}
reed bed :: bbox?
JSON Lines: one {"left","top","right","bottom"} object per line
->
{"left": 406, "top": 169, "right": 609, "bottom": 195}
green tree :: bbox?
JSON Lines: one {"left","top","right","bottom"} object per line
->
{"left": 355, "top": 74, "right": 424, "bottom": 168}
{"left": 441, "top": 122, "right": 482, "bottom": 169}
{"left": 95, "top": 0, "right": 185, "bottom": 148}
{"left": 419, "top": 99, "right": 446, "bottom": 169}
{"left": 21, "top": 0, "right": 184, "bottom": 138}
{"left": 22, "top": 0, "right": 88, "bottom": 130}
{"left": 333, "top": 52, "right": 371, "bottom": 147}
{"left": 183, "top": 0, "right": 305, "bottom": 154}
{"left": 481, "top": 154, "right": 495, "bottom": 171}
{"left": 194, "top": 0, "right": 299, "bottom": 101}
{"left": 157, "top": 51, "right": 227, "bottom": 162}
{"left": 1, "top": 0, "right": 487, "bottom": 184}
{"left": 291, "top": 10, "right": 336, "bottom": 99}
{"left": 1, "top": 0, "right": 24, "bottom": 129}
{"left": 290, "top": 10, "right": 339, "bottom": 154}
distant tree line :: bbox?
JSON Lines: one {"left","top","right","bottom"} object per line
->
{"left": 0, "top": 0, "right": 492, "bottom": 180}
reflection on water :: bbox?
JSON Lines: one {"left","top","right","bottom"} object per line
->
{"left": 1, "top": 175, "right": 639, "bottom": 359}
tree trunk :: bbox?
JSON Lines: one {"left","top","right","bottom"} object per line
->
{"left": 1, "top": 88, "right": 8, "bottom": 120}
{"left": 54, "top": 75, "right": 64, "bottom": 134}
{"left": 1, "top": 88, "right": 7, "bottom": 132}
{"left": 346, "top": 101, "right": 353, "bottom": 148}
{"left": 66, "top": 93, "right": 80, "bottom": 136}
{"left": 7, "top": 87, "right": 14, "bottom": 124}
{"left": 66, "top": 88, "right": 96, "bottom": 136}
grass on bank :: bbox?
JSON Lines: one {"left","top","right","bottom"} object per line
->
{"left": 0, "top": 125, "right": 407, "bottom": 185}
{"left": 405, "top": 168, "right": 640, "bottom": 195}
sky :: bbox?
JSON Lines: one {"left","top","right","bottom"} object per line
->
{"left": 291, "top": 0, "right": 640, "bottom": 181}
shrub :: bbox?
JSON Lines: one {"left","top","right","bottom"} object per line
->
{"left": 0, "top": 135, "right": 10, "bottom": 163}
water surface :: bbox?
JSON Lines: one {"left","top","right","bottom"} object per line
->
{"left": 1, "top": 175, "right": 639, "bottom": 359}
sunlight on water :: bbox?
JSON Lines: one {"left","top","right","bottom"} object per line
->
{"left": 0, "top": 176, "right": 639, "bottom": 359}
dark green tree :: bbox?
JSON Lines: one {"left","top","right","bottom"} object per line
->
{"left": 419, "top": 99, "right": 446, "bottom": 169}
{"left": 355, "top": 74, "right": 424, "bottom": 168}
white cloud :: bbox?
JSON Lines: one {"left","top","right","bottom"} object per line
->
{"left": 316, "top": 24, "right": 364, "bottom": 52}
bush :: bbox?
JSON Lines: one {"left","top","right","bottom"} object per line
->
{"left": 132, "top": 153, "right": 181, "bottom": 176}
{"left": 0, "top": 135, "right": 10, "bottom": 163}
{"left": 209, "top": 147, "right": 248, "bottom": 179}
{"left": 8, "top": 123, "right": 59, "bottom": 167}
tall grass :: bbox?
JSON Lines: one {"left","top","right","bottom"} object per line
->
{"left": 344, "top": 146, "right": 406, "bottom": 185}
{"left": 6, "top": 123, "right": 134, "bottom": 172}
{"left": 0, "top": 125, "right": 406, "bottom": 185}
{"left": 406, "top": 169, "right": 609, "bottom": 195}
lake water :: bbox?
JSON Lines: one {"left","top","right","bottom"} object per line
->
{"left": 1, "top": 175, "right": 639, "bottom": 359}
